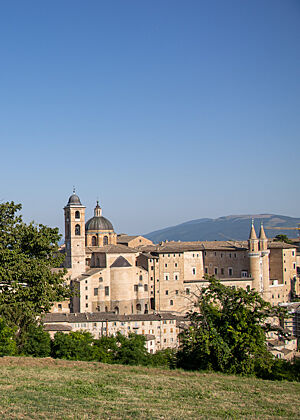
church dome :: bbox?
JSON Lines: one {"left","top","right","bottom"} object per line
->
{"left": 67, "top": 193, "right": 82, "bottom": 205}
{"left": 85, "top": 216, "right": 114, "bottom": 231}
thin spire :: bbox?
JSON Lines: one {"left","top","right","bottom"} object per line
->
{"left": 73, "top": 186, "right": 76, "bottom": 194}
{"left": 249, "top": 219, "right": 257, "bottom": 240}
{"left": 259, "top": 222, "right": 267, "bottom": 240}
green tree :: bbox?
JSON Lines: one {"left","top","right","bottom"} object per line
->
{"left": 51, "top": 331, "right": 95, "bottom": 361}
{"left": 274, "top": 234, "right": 292, "bottom": 244}
{"left": 177, "top": 277, "right": 282, "bottom": 375}
{"left": 0, "top": 317, "right": 17, "bottom": 356}
{"left": 0, "top": 201, "right": 71, "bottom": 349}
{"left": 22, "top": 324, "right": 51, "bottom": 357}
{"left": 115, "top": 333, "right": 150, "bottom": 366}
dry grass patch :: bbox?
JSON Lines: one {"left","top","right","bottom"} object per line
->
{"left": 0, "top": 357, "right": 299, "bottom": 419}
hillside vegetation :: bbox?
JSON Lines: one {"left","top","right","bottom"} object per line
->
{"left": 0, "top": 357, "right": 299, "bottom": 419}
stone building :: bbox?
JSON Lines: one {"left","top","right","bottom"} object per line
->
{"left": 44, "top": 312, "right": 182, "bottom": 353}
{"left": 54, "top": 192, "right": 298, "bottom": 316}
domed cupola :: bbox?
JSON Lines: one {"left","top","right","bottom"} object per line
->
{"left": 67, "top": 191, "right": 82, "bottom": 206}
{"left": 85, "top": 201, "right": 117, "bottom": 247}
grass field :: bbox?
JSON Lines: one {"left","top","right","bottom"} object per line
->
{"left": 0, "top": 357, "right": 299, "bottom": 419}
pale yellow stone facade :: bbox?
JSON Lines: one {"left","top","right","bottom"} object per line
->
{"left": 60, "top": 193, "right": 298, "bottom": 317}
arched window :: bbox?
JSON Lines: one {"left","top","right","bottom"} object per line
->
{"left": 92, "top": 236, "right": 97, "bottom": 246}
{"left": 105, "top": 306, "right": 108, "bottom": 313}
{"left": 136, "top": 303, "right": 142, "bottom": 312}
{"left": 139, "top": 275, "right": 143, "bottom": 281}
{"left": 103, "top": 236, "right": 108, "bottom": 245}
{"left": 75, "top": 211, "right": 80, "bottom": 220}
{"left": 75, "top": 224, "right": 80, "bottom": 235}
{"left": 114, "top": 306, "right": 119, "bottom": 314}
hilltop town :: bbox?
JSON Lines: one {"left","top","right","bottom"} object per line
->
{"left": 44, "top": 191, "right": 300, "bottom": 359}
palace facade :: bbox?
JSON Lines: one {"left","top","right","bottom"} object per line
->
{"left": 53, "top": 191, "right": 298, "bottom": 316}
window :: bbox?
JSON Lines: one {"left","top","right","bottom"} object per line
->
{"left": 214, "top": 267, "right": 218, "bottom": 275}
{"left": 292, "top": 251, "right": 295, "bottom": 256}
{"left": 241, "top": 270, "right": 248, "bottom": 278}
{"left": 144, "top": 284, "right": 148, "bottom": 292}
{"left": 166, "top": 290, "right": 169, "bottom": 295}
{"left": 228, "top": 268, "right": 233, "bottom": 276}
{"left": 114, "top": 306, "right": 119, "bottom": 314}
{"left": 86, "top": 303, "right": 88, "bottom": 308}
{"left": 58, "top": 304, "right": 62, "bottom": 309}
{"left": 221, "top": 268, "right": 224, "bottom": 275}
{"left": 99, "top": 277, "right": 103, "bottom": 282}
{"left": 139, "top": 275, "right": 143, "bottom": 281}
{"left": 103, "top": 236, "right": 108, "bottom": 245}
{"left": 92, "top": 236, "right": 97, "bottom": 246}
{"left": 175, "top": 263, "right": 178, "bottom": 268}
{"left": 168, "top": 254, "right": 170, "bottom": 257}
{"left": 134, "top": 285, "right": 138, "bottom": 292}
{"left": 94, "top": 288, "right": 98, "bottom": 296}
{"left": 186, "top": 288, "right": 190, "bottom": 295}
{"left": 85, "top": 286, "right": 88, "bottom": 290}
{"left": 174, "top": 273, "right": 179, "bottom": 280}
{"left": 229, "top": 253, "right": 232, "bottom": 258}
{"left": 214, "top": 252, "right": 216, "bottom": 256}
{"left": 75, "top": 224, "right": 80, "bottom": 235}
{"left": 136, "top": 303, "right": 141, "bottom": 312}
{"left": 75, "top": 211, "right": 80, "bottom": 220}
{"left": 192, "top": 268, "right": 196, "bottom": 275}
{"left": 293, "top": 264, "right": 296, "bottom": 269}
{"left": 205, "top": 267, "right": 208, "bottom": 274}
{"left": 165, "top": 263, "right": 168, "bottom": 268}
{"left": 164, "top": 273, "right": 169, "bottom": 281}
{"left": 85, "top": 295, "right": 88, "bottom": 300}
{"left": 170, "top": 300, "right": 173, "bottom": 306}
{"left": 105, "top": 286, "right": 109, "bottom": 296}
{"left": 175, "top": 290, "right": 179, "bottom": 295}
{"left": 221, "top": 253, "right": 223, "bottom": 258}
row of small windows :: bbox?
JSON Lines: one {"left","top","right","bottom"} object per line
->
{"left": 92, "top": 236, "right": 108, "bottom": 246}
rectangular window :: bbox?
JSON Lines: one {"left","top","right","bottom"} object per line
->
{"left": 134, "top": 285, "right": 138, "bottom": 292}
{"left": 144, "top": 284, "right": 148, "bottom": 291}
{"left": 164, "top": 273, "right": 169, "bottom": 281}
{"left": 228, "top": 268, "right": 233, "bottom": 276}
{"left": 192, "top": 268, "right": 196, "bottom": 275}
{"left": 85, "top": 295, "right": 88, "bottom": 300}
{"left": 170, "top": 300, "right": 173, "bottom": 306}
{"left": 175, "top": 290, "right": 179, "bottom": 295}
{"left": 85, "top": 303, "right": 88, "bottom": 308}
{"left": 175, "top": 263, "right": 178, "bottom": 267}
{"left": 166, "top": 290, "right": 168, "bottom": 295}
{"left": 241, "top": 270, "right": 248, "bottom": 278}
{"left": 221, "top": 268, "right": 224, "bottom": 275}
{"left": 165, "top": 263, "right": 168, "bottom": 268}
{"left": 205, "top": 267, "right": 208, "bottom": 274}
{"left": 94, "top": 288, "right": 98, "bottom": 296}
{"left": 105, "top": 286, "right": 109, "bottom": 296}
{"left": 214, "top": 267, "right": 218, "bottom": 275}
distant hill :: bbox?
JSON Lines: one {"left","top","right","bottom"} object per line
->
{"left": 144, "top": 214, "right": 300, "bottom": 243}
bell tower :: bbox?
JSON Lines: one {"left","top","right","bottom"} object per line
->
{"left": 64, "top": 190, "right": 86, "bottom": 279}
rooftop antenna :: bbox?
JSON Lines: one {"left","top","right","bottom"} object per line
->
{"left": 73, "top": 186, "right": 76, "bottom": 194}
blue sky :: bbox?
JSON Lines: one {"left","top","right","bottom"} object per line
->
{"left": 0, "top": 0, "right": 299, "bottom": 235}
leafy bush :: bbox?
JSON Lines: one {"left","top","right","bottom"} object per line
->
{"left": 22, "top": 324, "right": 51, "bottom": 357}
{"left": 0, "top": 317, "right": 17, "bottom": 356}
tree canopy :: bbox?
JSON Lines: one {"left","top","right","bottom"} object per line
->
{"left": 177, "top": 277, "right": 284, "bottom": 375}
{"left": 0, "top": 201, "right": 70, "bottom": 347}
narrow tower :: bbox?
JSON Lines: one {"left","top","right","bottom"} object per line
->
{"left": 259, "top": 223, "right": 270, "bottom": 300}
{"left": 64, "top": 190, "right": 86, "bottom": 279}
{"left": 248, "top": 220, "right": 261, "bottom": 292}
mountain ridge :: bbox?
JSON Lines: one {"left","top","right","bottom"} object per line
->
{"left": 144, "top": 214, "right": 300, "bottom": 243}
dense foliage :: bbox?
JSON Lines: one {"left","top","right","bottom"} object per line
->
{"left": 177, "top": 278, "right": 285, "bottom": 376}
{"left": 0, "top": 202, "right": 71, "bottom": 349}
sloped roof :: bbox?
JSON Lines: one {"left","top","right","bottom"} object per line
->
{"left": 110, "top": 256, "right": 132, "bottom": 268}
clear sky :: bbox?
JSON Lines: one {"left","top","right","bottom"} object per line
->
{"left": 0, "top": 0, "right": 299, "bottom": 236}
